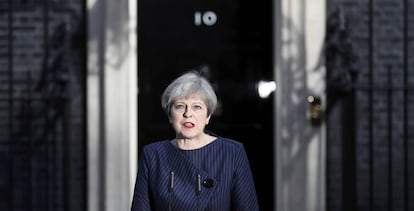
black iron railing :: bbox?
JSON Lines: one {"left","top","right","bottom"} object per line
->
{"left": 0, "top": 1, "right": 86, "bottom": 211}
{"left": 326, "top": 2, "right": 413, "bottom": 211}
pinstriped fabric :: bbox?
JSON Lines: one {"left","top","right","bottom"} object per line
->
{"left": 131, "top": 137, "right": 259, "bottom": 211}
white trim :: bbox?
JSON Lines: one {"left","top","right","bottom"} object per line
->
{"left": 128, "top": 0, "right": 138, "bottom": 203}
{"left": 274, "top": 0, "right": 326, "bottom": 210}
{"left": 87, "top": 0, "right": 138, "bottom": 209}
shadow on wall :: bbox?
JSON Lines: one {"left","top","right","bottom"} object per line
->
{"left": 276, "top": 1, "right": 327, "bottom": 210}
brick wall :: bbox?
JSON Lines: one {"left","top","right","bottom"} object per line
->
{"left": 326, "top": 0, "right": 414, "bottom": 211}
{"left": 0, "top": 1, "right": 86, "bottom": 211}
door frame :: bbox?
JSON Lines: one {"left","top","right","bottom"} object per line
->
{"left": 273, "top": 0, "right": 327, "bottom": 210}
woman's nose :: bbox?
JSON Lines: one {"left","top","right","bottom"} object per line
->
{"left": 183, "top": 107, "right": 191, "bottom": 117}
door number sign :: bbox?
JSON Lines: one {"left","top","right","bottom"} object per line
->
{"left": 194, "top": 11, "right": 217, "bottom": 26}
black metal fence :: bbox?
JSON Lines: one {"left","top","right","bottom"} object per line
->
{"left": 0, "top": 1, "right": 86, "bottom": 211}
{"left": 326, "top": 1, "right": 414, "bottom": 211}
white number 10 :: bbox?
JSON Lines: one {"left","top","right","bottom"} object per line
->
{"left": 194, "top": 11, "right": 217, "bottom": 26}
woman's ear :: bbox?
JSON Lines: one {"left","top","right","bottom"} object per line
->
{"left": 167, "top": 109, "right": 172, "bottom": 123}
{"left": 206, "top": 115, "right": 211, "bottom": 125}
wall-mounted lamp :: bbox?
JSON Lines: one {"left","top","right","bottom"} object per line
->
{"left": 257, "top": 80, "right": 276, "bottom": 99}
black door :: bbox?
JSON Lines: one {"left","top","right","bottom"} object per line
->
{"left": 138, "top": 0, "right": 274, "bottom": 209}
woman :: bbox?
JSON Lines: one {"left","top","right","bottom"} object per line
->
{"left": 131, "top": 71, "right": 259, "bottom": 211}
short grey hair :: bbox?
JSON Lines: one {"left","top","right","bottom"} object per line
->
{"left": 161, "top": 71, "right": 217, "bottom": 116}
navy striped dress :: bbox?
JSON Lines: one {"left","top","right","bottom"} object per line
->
{"left": 131, "top": 137, "right": 259, "bottom": 211}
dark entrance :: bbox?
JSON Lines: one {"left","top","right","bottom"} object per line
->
{"left": 137, "top": 0, "right": 274, "bottom": 209}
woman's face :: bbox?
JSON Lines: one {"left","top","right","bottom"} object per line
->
{"left": 169, "top": 94, "right": 211, "bottom": 140}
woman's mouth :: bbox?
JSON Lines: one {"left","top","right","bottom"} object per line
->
{"left": 183, "top": 122, "right": 195, "bottom": 128}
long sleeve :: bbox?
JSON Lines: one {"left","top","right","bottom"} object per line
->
{"left": 131, "top": 148, "right": 151, "bottom": 211}
{"left": 231, "top": 144, "right": 260, "bottom": 211}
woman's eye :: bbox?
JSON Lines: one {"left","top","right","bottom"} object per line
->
{"left": 193, "top": 105, "right": 202, "bottom": 110}
{"left": 174, "top": 104, "right": 185, "bottom": 109}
